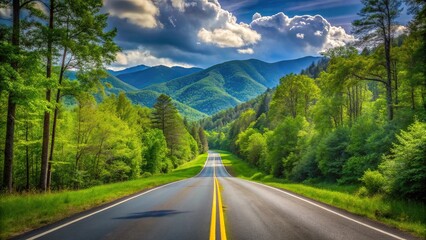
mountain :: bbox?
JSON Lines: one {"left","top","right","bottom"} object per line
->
{"left": 108, "top": 64, "right": 149, "bottom": 76}
{"left": 141, "top": 56, "right": 321, "bottom": 115}
{"left": 116, "top": 65, "right": 203, "bottom": 89}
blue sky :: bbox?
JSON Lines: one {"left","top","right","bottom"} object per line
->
{"left": 102, "top": 0, "right": 411, "bottom": 70}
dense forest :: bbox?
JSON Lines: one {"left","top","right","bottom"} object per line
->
{"left": 0, "top": 0, "right": 207, "bottom": 192}
{"left": 206, "top": 0, "right": 426, "bottom": 202}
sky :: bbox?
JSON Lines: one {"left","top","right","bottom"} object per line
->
{"left": 103, "top": 0, "right": 412, "bottom": 70}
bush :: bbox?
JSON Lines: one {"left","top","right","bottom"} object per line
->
{"left": 360, "top": 169, "right": 385, "bottom": 195}
{"left": 380, "top": 121, "right": 426, "bottom": 201}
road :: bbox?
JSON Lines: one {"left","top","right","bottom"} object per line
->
{"left": 18, "top": 152, "right": 417, "bottom": 240}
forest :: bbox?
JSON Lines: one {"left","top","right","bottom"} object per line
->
{"left": 0, "top": 0, "right": 207, "bottom": 192}
{"left": 206, "top": 0, "right": 426, "bottom": 202}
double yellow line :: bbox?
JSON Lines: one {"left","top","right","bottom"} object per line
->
{"left": 209, "top": 156, "right": 227, "bottom": 240}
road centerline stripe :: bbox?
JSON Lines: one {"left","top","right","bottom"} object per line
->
{"left": 216, "top": 177, "right": 227, "bottom": 240}
{"left": 209, "top": 156, "right": 217, "bottom": 240}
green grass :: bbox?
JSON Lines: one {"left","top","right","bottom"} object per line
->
{"left": 0, "top": 153, "right": 208, "bottom": 239}
{"left": 217, "top": 150, "right": 426, "bottom": 238}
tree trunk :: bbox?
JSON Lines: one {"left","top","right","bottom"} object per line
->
{"left": 25, "top": 119, "right": 30, "bottom": 191}
{"left": 385, "top": 38, "right": 394, "bottom": 121}
{"left": 3, "top": 0, "right": 21, "bottom": 192}
{"left": 47, "top": 46, "right": 67, "bottom": 189}
{"left": 40, "top": 0, "right": 55, "bottom": 192}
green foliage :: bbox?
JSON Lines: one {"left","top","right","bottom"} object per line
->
{"left": 360, "top": 170, "right": 386, "bottom": 195}
{"left": 317, "top": 127, "right": 350, "bottom": 181}
{"left": 380, "top": 121, "right": 426, "bottom": 201}
{"left": 141, "top": 129, "right": 168, "bottom": 174}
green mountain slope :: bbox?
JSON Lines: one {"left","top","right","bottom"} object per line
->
{"left": 143, "top": 56, "right": 320, "bottom": 115}
{"left": 116, "top": 66, "right": 203, "bottom": 89}
{"left": 126, "top": 90, "right": 208, "bottom": 120}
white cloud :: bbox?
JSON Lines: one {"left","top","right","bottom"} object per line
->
{"left": 104, "top": 0, "right": 161, "bottom": 29}
{"left": 250, "top": 12, "right": 354, "bottom": 55}
{"left": 196, "top": 1, "right": 261, "bottom": 48}
{"left": 112, "top": 48, "right": 193, "bottom": 70}
{"left": 237, "top": 48, "right": 254, "bottom": 54}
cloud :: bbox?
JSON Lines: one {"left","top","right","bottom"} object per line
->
{"left": 198, "top": 23, "right": 260, "bottom": 48}
{"left": 104, "top": 1, "right": 354, "bottom": 68}
{"left": 237, "top": 48, "right": 254, "bottom": 54}
{"left": 111, "top": 48, "right": 193, "bottom": 70}
{"left": 250, "top": 12, "right": 354, "bottom": 56}
{"left": 104, "top": 0, "right": 160, "bottom": 29}
{"left": 195, "top": 1, "right": 261, "bottom": 48}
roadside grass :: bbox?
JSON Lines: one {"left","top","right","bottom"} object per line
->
{"left": 0, "top": 153, "right": 207, "bottom": 239}
{"left": 217, "top": 150, "right": 426, "bottom": 238}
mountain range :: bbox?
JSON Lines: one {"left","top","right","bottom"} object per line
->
{"left": 101, "top": 56, "right": 321, "bottom": 120}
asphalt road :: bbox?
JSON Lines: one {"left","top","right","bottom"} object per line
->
{"left": 18, "top": 152, "right": 417, "bottom": 240}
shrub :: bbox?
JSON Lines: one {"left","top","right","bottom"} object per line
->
{"left": 360, "top": 169, "right": 385, "bottom": 195}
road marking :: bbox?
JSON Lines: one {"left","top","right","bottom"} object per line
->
{"left": 209, "top": 155, "right": 228, "bottom": 240}
{"left": 213, "top": 152, "right": 406, "bottom": 240}
{"left": 210, "top": 158, "right": 217, "bottom": 240}
{"left": 216, "top": 177, "right": 227, "bottom": 240}
{"left": 27, "top": 154, "right": 212, "bottom": 240}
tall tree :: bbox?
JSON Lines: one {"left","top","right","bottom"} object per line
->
{"left": 353, "top": 0, "right": 403, "bottom": 120}
{"left": 40, "top": 0, "right": 55, "bottom": 191}
{"left": 152, "top": 94, "right": 181, "bottom": 156}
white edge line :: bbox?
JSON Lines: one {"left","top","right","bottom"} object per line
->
{"left": 27, "top": 154, "right": 211, "bottom": 240}
{"left": 215, "top": 152, "right": 406, "bottom": 240}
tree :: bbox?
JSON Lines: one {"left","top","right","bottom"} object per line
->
{"left": 198, "top": 127, "right": 208, "bottom": 153}
{"left": 46, "top": 0, "right": 119, "bottom": 189}
{"left": 353, "top": 0, "right": 403, "bottom": 120}
{"left": 2, "top": 0, "right": 41, "bottom": 192}
{"left": 40, "top": 0, "right": 56, "bottom": 191}
{"left": 269, "top": 74, "right": 319, "bottom": 127}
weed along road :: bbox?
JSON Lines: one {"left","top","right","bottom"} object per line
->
{"left": 19, "top": 152, "right": 416, "bottom": 240}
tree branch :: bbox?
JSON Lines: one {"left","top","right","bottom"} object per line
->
{"left": 352, "top": 73, "right": 388, "bottom": 85}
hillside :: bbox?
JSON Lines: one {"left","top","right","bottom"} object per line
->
{"left": 126, "top": 90, "right": 208, "bottom": 120}
{"left": 143, "top": 56, "right": 320, "bottom": 115}
{"left": 116, "top": 66, "right": 203, "bottom": 89}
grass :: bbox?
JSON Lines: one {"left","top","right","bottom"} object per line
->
{"left": 0, "top": 153, "right": 208, "bottom": 239}
{"left": 217, "top": 150, "right": 426, "bottom": 238}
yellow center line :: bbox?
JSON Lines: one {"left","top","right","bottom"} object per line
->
{"left": 209, "top": 158, "right": 217, "bottom": 240}
{"left": 216, "top": 177, "right": 227, "bottom": 240}
{"left": 209, "top": 155, "right": 227, "bottom": 240}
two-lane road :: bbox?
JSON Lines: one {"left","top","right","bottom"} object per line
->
{"left": 17, "top": 152, "right": 417, "bottom": 240}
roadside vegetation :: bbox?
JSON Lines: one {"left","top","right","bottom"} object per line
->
{"left": 219, "top": 150, "right": 426, "bottom": 237}
{"left": 0, "top": 153, "right": 207, "bottom": 239}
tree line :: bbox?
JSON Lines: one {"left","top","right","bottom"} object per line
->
{"left": 0, "top": 0, "right": 207, "bottom": 192}
{"left": 207, "top": 0, "right": 426, "bottom": 202}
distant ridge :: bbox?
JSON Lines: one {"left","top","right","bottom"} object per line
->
{"left": 108, "top": 64, "right": 149, "bottom": 76}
